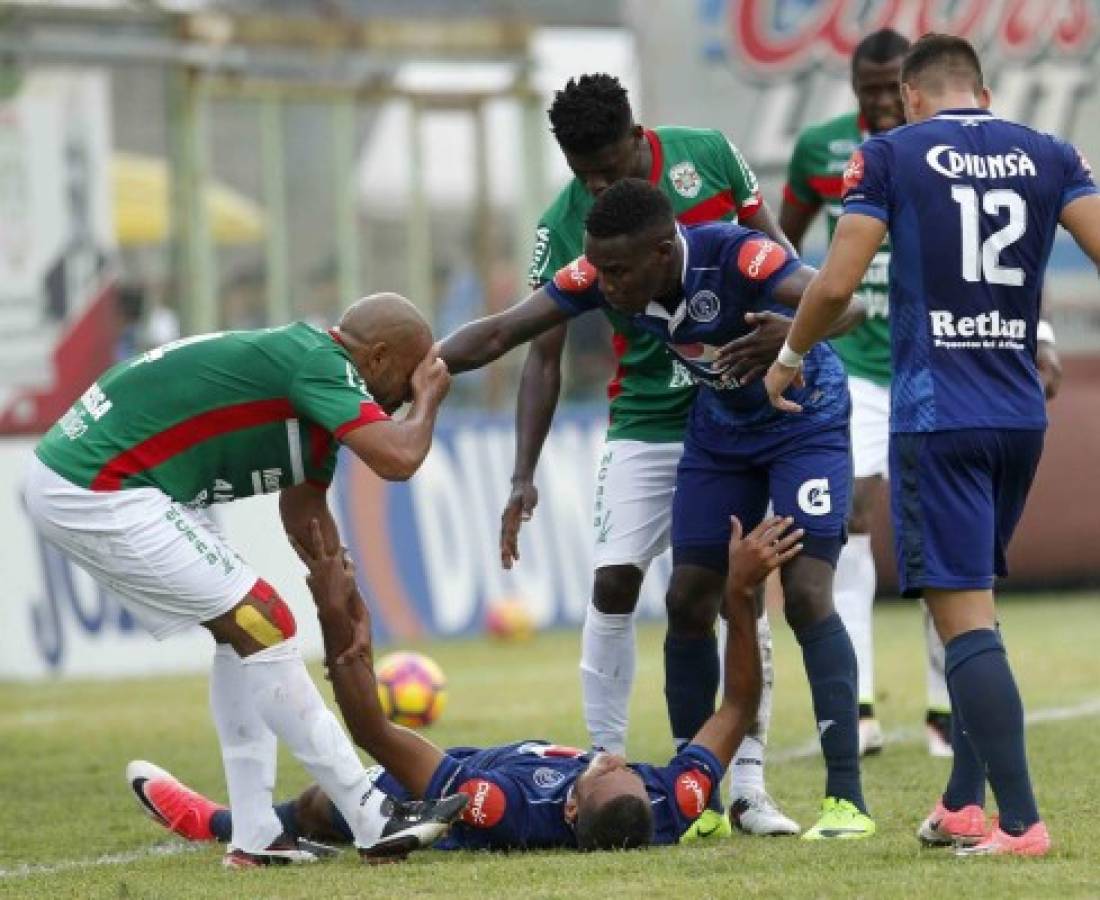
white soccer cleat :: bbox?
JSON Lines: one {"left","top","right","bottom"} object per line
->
{"left": 858, "top": 718, "right": 884, "bottom": 756}
{"left": 728, "top": 788, "right": 801, "bottom": 836}
{"left": 357, "top": 794, "right": 469, "bottom": 864}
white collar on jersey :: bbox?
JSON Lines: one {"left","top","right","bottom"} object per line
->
{"left": 932, "top": 108, "right": 997, "bottom": 122}
{"left": 644, "top": 226, "right": 690, "bottom": 334}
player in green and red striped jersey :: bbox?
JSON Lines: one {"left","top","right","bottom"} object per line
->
{"left": 780, "top": 30, "right": 1063, "bottom": 759}
{"left": 25, "top": 294, "right": 466, "bottom": 867}
{"left": 501, "top": 74, "right": 799, "bottom": 837}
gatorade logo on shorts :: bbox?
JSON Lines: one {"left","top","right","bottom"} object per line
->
{"left": 797, "top": 478, "right": 832, "bottom": 516}
{"left": 553, "top": 256, "right": 598, "bottom": 293}
{"left": 737, "top": 239, "right": 786, "bottom": 281}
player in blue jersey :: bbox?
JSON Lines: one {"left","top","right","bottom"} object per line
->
{"left": 764, "top": 34, "right": 1100, "bottom": 858}
{"left": 128, "top": 513, "right": 803, "bottom": 851}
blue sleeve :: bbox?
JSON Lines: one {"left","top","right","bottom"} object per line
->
{"left": 425, "top": 752, "right": 465, "bottom": 799}
{"left": 842, "top": 137, "right": 892, "bottom": 223}
{"left": 543, "top": 256, "right": 604, "bottom": 318}
{"left": 674, "top": 743, "right": 727, "bottom": 784}
{"left": 1056, "top": 138, "right": 1098, "bottom": 210}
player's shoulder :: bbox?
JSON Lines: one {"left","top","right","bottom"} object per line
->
{"left": 654, "top": 124, "right": 733, "bottom": 157}
{"left": 539, "top": 178, "right": 592, "bottom": 231}
{"left": 793, "top": 111, "right": 860, "bottom": 152}
{"left": 685, "top": 222, "right": 793, "bottom": 280}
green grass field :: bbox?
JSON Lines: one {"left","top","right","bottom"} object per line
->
{"left": 2, "top": 593, "right": 1099, "bottom": 898}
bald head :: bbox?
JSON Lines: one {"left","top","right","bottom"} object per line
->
{"left": 335, "top": 292, "right": 434, "bottom": 414}
{"left": 337, "top": 292, "right": 432, "bottom": 352}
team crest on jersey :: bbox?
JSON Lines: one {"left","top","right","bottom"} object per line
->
{"left": 533, "top": 767, "right": 568, "bottom": 790}
{"left": 687, "top": 289, "right": 720, "bottom": 323}
{"left": 843, "top": 150, "right": 865, "bottom": 192}
{"left": 553, "top": 257, "right": 597, "bottom": 293}
{"left": 737, "top": 239, "right": 787, "bottom": 281}
{"left": 670, "top": 161, "right": 702, "bottom": 199}
{"left": 674, "top": 769, "right": 713, "bottom": 819}
{"left": 458, "top": 779, "right": 506, "bottom": 828}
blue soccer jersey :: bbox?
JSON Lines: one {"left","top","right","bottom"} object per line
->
{"left": 842, "top": 108, "right": 1097, "bottom": 433}
{"left": 370, "top": 740, "right": 726, "bottom": 850}
{"left": 546, "top": 223, "right": 850, "bottom": 437}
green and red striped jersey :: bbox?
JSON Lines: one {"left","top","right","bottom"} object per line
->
{"left": 784, "top": 111, "right": 891, "bottom": 386}
{"left": 35, "top": 323, "right": 388, "bottom": 505}
{"left": 528, "top": 126, "right": 762, "bottom": 443}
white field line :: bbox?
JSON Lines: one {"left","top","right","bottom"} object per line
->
{"left": 4, "top": 697, "right": 1099, "bottom": 880}
{"left": 771, "top": 695, "right": 1100, "bottom": 763}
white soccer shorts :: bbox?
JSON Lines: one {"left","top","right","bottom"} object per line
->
{"left": 24, "top": 455, "right": 257, "bottom": 639}
{"left": 591, "top": 439, "right": 683, "bottom": 570}
{"left": 848, "top": 375, "right": 890, "bottom": 480}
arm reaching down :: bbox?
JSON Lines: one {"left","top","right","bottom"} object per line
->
{"left": 691, "top": 516, "right": 804, "bottom": 767}
{"left": 290, "top": 519, "right": 445, "bottom": 798}
{"left": 501, "top": 324, "right": 566, "bottom": 568}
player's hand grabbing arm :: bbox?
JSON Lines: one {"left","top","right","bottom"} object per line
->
{"left": 290, "top": 518, "right": 444, "bottom": 798}
{"left": 765, "top": 213, "right": 886, "bottom": 412}
{"left": 691, "top": 516, "right": 803, "bottom": 768}
{"left": 501, "top": 324, "right": 566, "bottom": 568}
{"left": 341, "top": 343, "right": 450, "bottom": 482}
{"left": 439, "top": 288, "right": 570, "bottom": 375}
{"left": 280, "top": 484, "right": 371, "bottom": 666}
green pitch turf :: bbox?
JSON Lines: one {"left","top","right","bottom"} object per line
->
{"left": 2, "top": 593, "right": 1099, "bottom": 898}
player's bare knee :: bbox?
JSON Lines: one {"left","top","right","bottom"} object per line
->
{"left": 592, "top": 565, "right": 644, "bottom": 615}
{"left": 665, "top": 566, "right": 724, "bottom": 637}
{"left": 229, "top": 579, "right": 297, "bottom": 656}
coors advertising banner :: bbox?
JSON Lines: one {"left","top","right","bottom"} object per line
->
{"left": 626, "top": 0, "right": 1099, "bottom": 174}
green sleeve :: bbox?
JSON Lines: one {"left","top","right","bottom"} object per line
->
{"left": 784, "top": 131, "right": 819, "bottom": 207}
{"left": 527, "top": 200, "right": 585, "bottom": 288}
{"left": 720, "top": 136, "right": 763, "bottom": 212}
{"left": 289, "top": 346, "right": 389, "bottom": 439}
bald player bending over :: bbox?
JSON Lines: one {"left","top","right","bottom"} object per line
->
{"left": 25, "top": 294, "right": 465, "bottom": 868}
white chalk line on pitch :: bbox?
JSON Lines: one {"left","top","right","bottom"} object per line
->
{"left": 771, "top": 695, "right": 1100, "bottom": 763}
{"left": 3, "top": 696, "right": 1099, "bottom": 880}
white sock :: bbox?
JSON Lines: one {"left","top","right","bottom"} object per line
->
{"left": 210, "top": 645, "right": 282, "bottom": 852}
{"left": 579, "top": 602, "right": 635, "bottom": 755}
{"left": 921, "top": 600, "right": 951, "bottom": 712}
{"left": 727, "top": 615, "right": 773, "bottom": 796}
{"left": 833, "top": 533, "right": 876, "bottom": 707}
{"left": 241, "top": 640, "right": 389, "bottom": 848}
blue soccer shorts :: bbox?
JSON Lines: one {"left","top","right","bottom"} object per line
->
{"left": 671, "top": 413, "right": 852, "bottom": 574}
{"left": 890, "top": 428, "right": 1044, "bottom": 598}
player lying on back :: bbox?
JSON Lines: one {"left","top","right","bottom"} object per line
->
{"left": 128, "top": 515, "right": 803, "bottom": 851}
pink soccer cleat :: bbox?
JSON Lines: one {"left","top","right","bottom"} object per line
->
{"left": 956, "top": 819, "right": 1051, "bottom": 858}
{"left": 917, "top": 799, "right": 986, "bottom": 847}
{"left": 126, "top": 759, "right": 223, "bottom": 842}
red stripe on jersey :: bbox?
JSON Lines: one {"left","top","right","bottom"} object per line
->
{"left": 676, "top": 190, "right": 737, "bottom": 225}
{"left": 91, "top": 398, "right": 296, "bottom": 490}
{"left": 807, "top": 174, "right": 844, "bottom": 198}
{"left": 334, "top": 401, "right": 390, "bottom": 440}
{"left": 645, "top": 129, "right": 663, "bottom": 185}
{"left": 309, "top": 421, "right": 336, "bottom": 470}
{"left": 607, "top": 333, "right": 628, "bottom": 401}
{"left": 783, "top": 183, "right": 817, "bottom": 210}
{"left": 736, "top": 193, "right": 763, "bottom": 220}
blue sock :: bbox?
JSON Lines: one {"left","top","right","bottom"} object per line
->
{"left": 663, "top": 632, "right": 720, "bottom": 751}
{"left": 942, "top": 691, "right": 986, "bottom": 811}
{"left": 210, "top": 809, "right": 232, "bottom": 842}
{"left": 208, "top": 800, "right": 299, "bottom": 843}
{"left": 945, "top": 628, "right": 1039, "bottom": 835}
{"left": 795, "top": 612, "right": 865, "bottom": 813}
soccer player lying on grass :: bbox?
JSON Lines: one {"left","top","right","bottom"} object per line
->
{"left": 128, "top": 515, "right": 803, "bottom": 851}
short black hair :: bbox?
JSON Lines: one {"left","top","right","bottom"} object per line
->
{"left": 585, "top": 178, "right": 673, "bottom": 240}
{"left": 901, "top": 33, "right": 984, "bottom": 93}
{"left": 851, "top": 28, "right": 911, "bottom": 76}
{"left": 575, "top": 794, "right": 654, "bottom": 851}
{"left": 548, "top": 74, "right": 633, "bottom": 156}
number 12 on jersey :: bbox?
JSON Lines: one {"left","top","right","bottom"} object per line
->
{"left": 950, "top": 186, "right": 1027, "bottom": 286}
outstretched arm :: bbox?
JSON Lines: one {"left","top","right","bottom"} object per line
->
{"left": 764, "top": 213, "right": 885, "bottom": 412}
{"left": 691, "top": 517, "right": 804, "bottom": 767}
{"left": 439, "top": 288, "right": 570, "bottom": 374}
{"left": 501, "top": 324, "right": 566, "bottom": 568}
{"left": 290, "top": 520, "right": 444, "bottom": 798}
